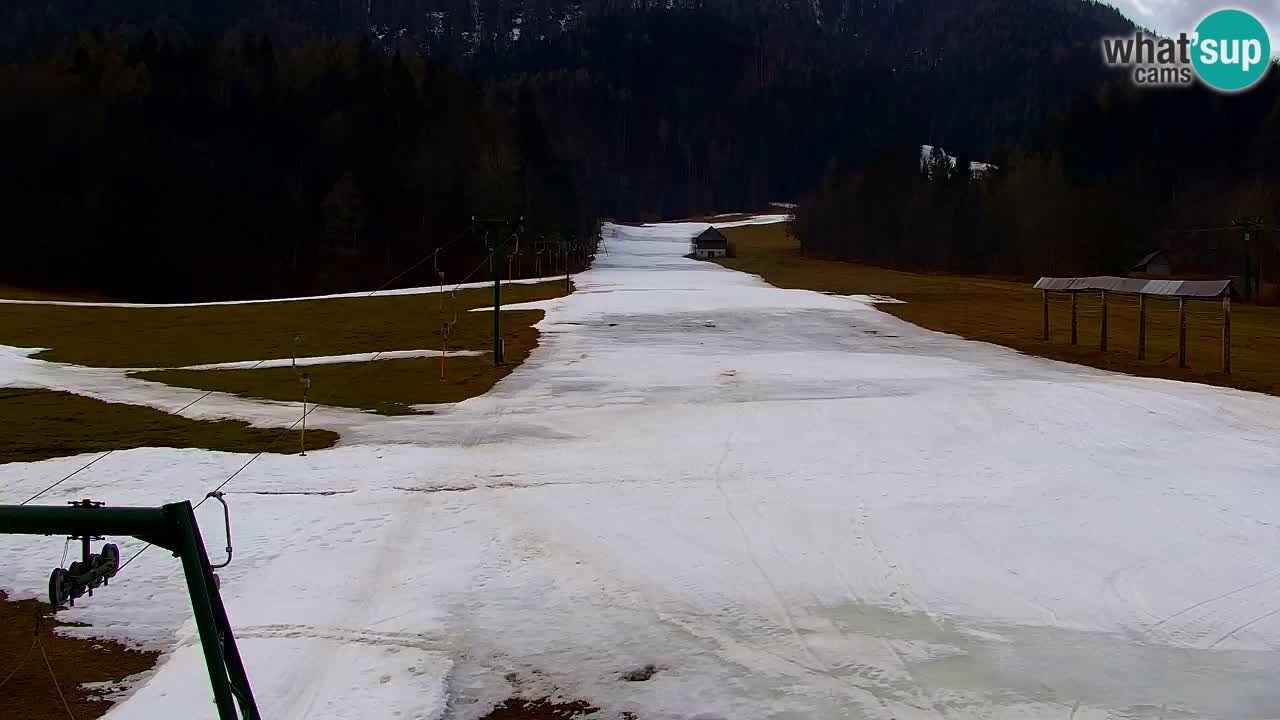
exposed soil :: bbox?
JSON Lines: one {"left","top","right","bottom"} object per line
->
{"left": 0, "top": 591, "right": 159, "bottom": 720}
{"left": 619, "top": 664, "right": 659, "bottom": 682}
{"left": 0, "top": 388, "right": 338, "bottom": 465}
{"left": 480, "top": 698, "right": 601, "bottom": 719}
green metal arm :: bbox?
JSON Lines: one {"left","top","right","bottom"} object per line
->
{"left": 0, "top": 505, "right": 179, "bottom": 551}
{"left": 0, "top": 501, "right": 261, "bottom": 720}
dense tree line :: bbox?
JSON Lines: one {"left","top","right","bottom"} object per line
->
{"left": 0, "top": 0, "right": 1143, "bottom": 299}
{"left": 794, "top": 73, "right": 1280, "bottom": 285}
{"left": 0, "top": 30, "right": 595, "bottom": 300}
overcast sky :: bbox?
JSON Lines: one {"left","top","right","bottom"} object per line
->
{"left": 1104, "top": 0, "right": 1279, "bottom": 50}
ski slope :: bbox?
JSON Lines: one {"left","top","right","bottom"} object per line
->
{"left": 4, "top": 218, "right": 1280, "bottom": 719}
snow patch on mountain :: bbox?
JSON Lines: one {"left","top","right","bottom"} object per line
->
{"left": 921, "top": 144, "right": 997, "bottom": 179}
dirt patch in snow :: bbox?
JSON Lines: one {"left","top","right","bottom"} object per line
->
{"left": 619, "top": 664, "right": 659, "bottom": 682}
{"left": 480, "top": 698, "right": 600, "bottom": 719}
{"left": 0, "top": 388, "right": 337, "bottom": 464}
{"left": 0, "top": 591, "right": 158, "bottom": 720}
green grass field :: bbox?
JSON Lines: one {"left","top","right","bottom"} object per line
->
{"left": 718, "top": 222, "right": 1280, "bottom": 397}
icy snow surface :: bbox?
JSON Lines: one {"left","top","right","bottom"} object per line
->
{"left": 174, "top": 349, "right": 486, "bottom": 371}
{"left": 5, "top": 218, "right": 1280, "bottom": 719}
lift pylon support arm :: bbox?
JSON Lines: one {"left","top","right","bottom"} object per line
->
{"left": 0, "top": 500, "right": 261, "bottom": 720}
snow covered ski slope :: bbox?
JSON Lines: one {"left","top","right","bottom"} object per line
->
{"left": 5, "top": 218, "right": 1280, "bottom": 719}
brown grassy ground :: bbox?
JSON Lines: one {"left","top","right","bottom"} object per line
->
{"left": 0, "top": 281, "right": 567, "bottom": 368}
{"left": 0, "top": 591, "right": 159, "bottom": 720}
{"left": 0, "top": 388, "right": 337, "bottom": 464}
{"left": 0, "top": 280, "right": 566, "bottom": 417}
{"left": 135, "top": 315, "right": 544, "bottom": 414}
{"left": 718, "top": 223, "right": 1280, "bottom": 396}
{"left": 0, "top": 286, "right": 119, "bottom": 303}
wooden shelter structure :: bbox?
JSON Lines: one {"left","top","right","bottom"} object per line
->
{"left": 1034, "top": 276, "right": 1233, "bottom": 373}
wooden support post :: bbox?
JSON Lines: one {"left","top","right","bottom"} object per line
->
{"left": 1041, "top": 290, "right": 1049, "bottom": 341}
{"left": 1070, "top": 292, "right": 1078, "bottom": 345}
{"left": 1178, "top": 296, "right": 1188, "bottom": 369}
{"left": 1223, "top": 296, "right": 1232, "bottom": 375}
{"left": 1099, "top": 290, "right": 1109, "bottom": 352}
{"left": 493, "top": 243, "right": 505, "bottom": 366}
{"left": 1137, "top": 294, "right": 1146, "bottom": 360}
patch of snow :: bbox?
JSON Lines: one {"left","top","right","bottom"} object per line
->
{"left": 4, "top": 214, "right": 1280, "bottom": 719}
{"left": 0, "top": 344, "right": 372, "bottom": 430}
{"left": 173, "top": 349, "right": 486, "bottom": 372}
{"left": 921, "top": 144, "right": 997, "bottom": 178}
{"left": 0, "top": 276, "right": 567, "bottom": 309}
{"left": 821, "top": 292, "right": 905, "bottom": 304}
{"left": 467, "top": 298, "right": 560, "bottom": 313}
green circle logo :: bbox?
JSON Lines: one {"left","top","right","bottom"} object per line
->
{"left": 1192, "top": 9, "right": 1271, "bottom": 92}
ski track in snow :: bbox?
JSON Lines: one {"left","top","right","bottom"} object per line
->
{"left": 4, "top": 217, "right": 1280, "bottom": 718}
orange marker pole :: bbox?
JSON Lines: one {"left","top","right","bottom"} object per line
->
{"left": 440, "top": 324, "right": 449, "bottom": 379}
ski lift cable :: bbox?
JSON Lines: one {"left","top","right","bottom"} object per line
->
{"left": 122, "top": 306, "right": 413, "bottom": 574}
{"left": 191, "top": 233, "right": 467, "bottom": 512}
{"left": 22, "top": 227, "right": 477, "bottom": 507}
{"left": 35, "top": 616, "right": 76, "bottom": 720}
{"left": 117, "top": 233, "right": 548, "bottom": 575}
{"left": 20, "top": 453, "right": 113, "bottom": 506}
{"left": 364, "top": 225, "right": 474, "bottom": 298}
{"left": 116, "top": 400, "right": 322, "bottom": 574}
{"left": 0, "top": 634, "right": 36, "bottom": 693}
{"left": 453, "top": 248, "right": 498, "bottom": 292}
{"left": 18, "top": 356, "right": 275, "bottom": 507}
{"left": 24, "top": 226, "right": 490, "bottom": 598}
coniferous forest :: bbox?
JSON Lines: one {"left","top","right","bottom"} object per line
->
{"left": 794, "top": 74, "right": 1280, "bottom": 284}
{"left": 2, "top": 0, "right": 1275, "bottom": 299}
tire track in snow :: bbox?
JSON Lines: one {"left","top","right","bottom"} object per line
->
{"left": 800, "top": 510, "right": 957, "bottom": 718}
{"left": 710, "top": 405, "right": 828, "bottom": 675}
{"left": 705, "top": 410, "right": 953, "bottom": 719}
{"left": 850, "top": 501, "right": 955, "bottom": 718}
{"left": 1208, "top": 605, "right": 1280, "bottom": 648}
{"left": 228, "top": 624, "right": 447, "bottom": 651}
{"left": 1145, "top": 570, "right": 1280, "bottom": 647}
